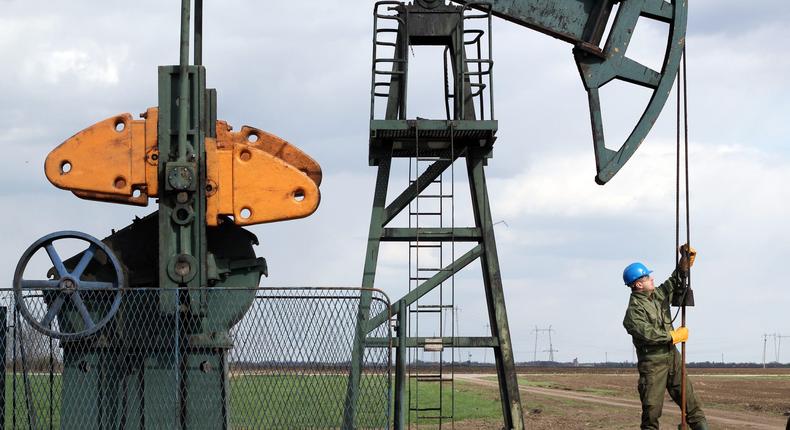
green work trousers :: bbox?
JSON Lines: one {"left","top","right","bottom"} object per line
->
{"left": 637, "top": 346, "right": 707, "bottom": 429}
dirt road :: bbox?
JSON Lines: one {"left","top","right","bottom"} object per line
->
{"left": 457, "top": 374, "right": 789, "bottom": 429}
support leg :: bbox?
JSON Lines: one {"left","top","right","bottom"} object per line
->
{"left": 394, "top": 305, "right": 407, "bottom": 430}
{"left": 467, "top": 153, "right": 525, "bottom": 430}
{"left": 343, "top": 159, "right": 392, "bottom": 429}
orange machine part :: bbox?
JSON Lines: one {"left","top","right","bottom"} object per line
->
{"left": 45, "top": 108, "right": 320, "bottom": 225}
{"left": 205, "top": 139, "right": 320, "bottom": 226}
{"left": 216, "top": 121, "right": 322, "bottom": 187}
{"left": 45, "top": 108, "right": 159, "bottom": 206}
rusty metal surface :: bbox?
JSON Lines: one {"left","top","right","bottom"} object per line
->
{"left": 453, "top": 0, "right": 604, "bottom": 44}
{"left": 206, "top": 130, "right": 320, "bottom": 226}
{"left": 216, "top": 120, "right": 322, "bottom": 187}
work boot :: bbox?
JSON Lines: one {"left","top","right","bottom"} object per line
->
{"left": 677, "top": 422, "right": 708, "bottom": 430}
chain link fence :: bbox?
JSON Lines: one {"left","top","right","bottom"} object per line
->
{"left": 2, "top": 287, "right": 392, "bottom": 429}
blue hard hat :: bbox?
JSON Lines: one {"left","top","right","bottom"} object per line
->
{"left": 623, "top": 262, "right": 652, "bottom": 285}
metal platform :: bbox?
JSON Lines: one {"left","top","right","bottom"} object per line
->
{"left": 369, "top": 119, "right": 497, "bottom": 164}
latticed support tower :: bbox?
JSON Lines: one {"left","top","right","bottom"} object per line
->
{"left": 344, "top": 1, "right": 524, "bottom": 429}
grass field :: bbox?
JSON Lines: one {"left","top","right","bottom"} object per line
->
{"left": 2, "top": 369, "right": 788, "bottom": 428}
{"left": 2, "top": 372, "right": 503, "bottom": 428}
{"left": 4, "top": 373, "right": 390, "bottom": 428}
{"left": 402, "top": 379, "right": 502, "bottom": 426}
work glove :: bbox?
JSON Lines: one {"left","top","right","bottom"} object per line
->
{"left": 678, "top": 244, "right": 697, "bottom": 273}
{"left": 669, "top": 327, "right": 689, "bottom": 344}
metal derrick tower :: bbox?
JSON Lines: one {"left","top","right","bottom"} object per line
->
{"left": 346, "top": 2, "right": 524, "bottom": 428}
{"left": 347, "top": 0, "right": 689, "bottom": 429}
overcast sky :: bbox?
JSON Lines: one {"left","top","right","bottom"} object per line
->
{"left": 1, "top": 1, "right": 788, "bottom": 364}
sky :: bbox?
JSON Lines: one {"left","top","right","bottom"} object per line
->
{"left": 0, "top": 1, "right": 788, "bottom": 364}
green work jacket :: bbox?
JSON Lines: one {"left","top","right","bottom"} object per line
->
{"left": 623, "top": 270, "right": 683, "bottom": 357}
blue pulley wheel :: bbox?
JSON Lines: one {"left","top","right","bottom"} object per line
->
{"left": 13, "top": 231, "right": 124, "bottom": 340}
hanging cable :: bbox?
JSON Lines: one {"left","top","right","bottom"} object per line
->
{"left": 682, "top": 43, "right": 692, "bottom": 293}
{"left": 676, "top": 44, "right": 692, "bottom": 430}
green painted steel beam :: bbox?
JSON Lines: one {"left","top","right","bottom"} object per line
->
{"left": 371, "top": 119, "right": 498, "bottom": 132}
{"left": 383, "top": 158, "right": 454, "bottom": 225}
{"left": 366, "top": 336, "right": 499, "bottom": 348}
{"left": 453, "top": 0, "right": 604, "bottom": 44}
{"left": 575, "top": 0, "right": 686, "bottom": 185}
{"left": 157, "top": 65, "right": 208, "bottom": 308}
{"left": 393, "top": 305, "right": 407, "bottom": 430}
{"left": 343, "top": 159, "right": 392, "bottom": 429}
{"left": 381, "top": 227, "right": 482, "bottom": 242}
{"left": 454, "top": 0, "right": 687, "bottom": 186}
{"left": 365, "top": 244, "right": 483, "bottom": 333}
{"left": 467, "top": 154, "right": 524, "bottom": 429}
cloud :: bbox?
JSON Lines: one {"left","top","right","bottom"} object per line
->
{"left": 22, "top": 48, "right": 124, "bottom": 86}
{"left": 691, "top": 0, "right": 790, "bottom": 36}
{"left": 483, "top": 141, "right": 790, "bottom": 362}
{"left": 0, "top": 1, "right": 787, "bottom": 365}
{"left": 489, "top": 141, "right": 790, "bottom": 221}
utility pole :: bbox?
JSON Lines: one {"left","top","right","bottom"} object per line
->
{"left": 769, "top": 333, "right": 784, "bottom": 363}
{"left": 763, "top": 334, "right": 769, "bottom": 368}
{"left": 532, "top": 325, "right": 556, "bottom": 362}
{"left": 776, "top": 334, "right": 790, "bottom": 363}
{"left": 778, "top": 334, "right": 781, "bottom": 363}
{"left": 769, "top": 333, "right": 789, "bottom": 363}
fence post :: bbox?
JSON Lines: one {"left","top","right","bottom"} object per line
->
{"left": 0, "top": 306, "right": 6, "bottom": 430}
{"left": 394, "top": 304, "right": 407, "bottom": 430}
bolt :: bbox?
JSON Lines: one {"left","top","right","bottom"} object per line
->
{"left": 175, "top": 260, "right": 191, "bottom": 277}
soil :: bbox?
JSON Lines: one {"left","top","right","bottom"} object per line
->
{"left": 451, "top": 369, "right": 790, "bottom": 429}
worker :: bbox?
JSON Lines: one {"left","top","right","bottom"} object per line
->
{"left": 622, "top": 244, "right": 708, "bottom": 430}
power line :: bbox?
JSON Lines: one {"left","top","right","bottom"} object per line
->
{"left": 763, "top": 333, "right": 790, "bottom": 366}
{"left": 772, "top": 333, "right": 790, "bottom": 363}
{"left": 533, "top": 325, "right": 556, "bottom": 362}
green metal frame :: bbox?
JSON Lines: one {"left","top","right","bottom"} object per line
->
{"left": 346, "top": 3, "right": 524, "bottom": 429}
{"left": 347, "top": 132, "right": 525, "bottom": 430}
{"left": 155, "top": 1, "right": 233, "bottom": 427}
{"left": 347, "top": 0, "right": 689, "bottom": 424}
{"left": 456, "top": 0, "right": 687, "bottom": 184}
